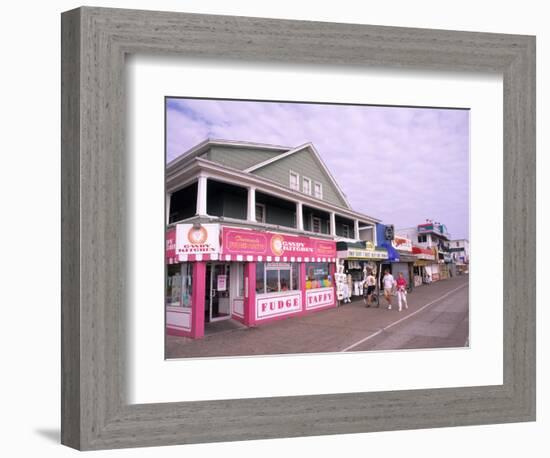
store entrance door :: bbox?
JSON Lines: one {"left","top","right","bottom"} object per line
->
{"left": 205, "top": 263, "right": 231, "bottom": 323}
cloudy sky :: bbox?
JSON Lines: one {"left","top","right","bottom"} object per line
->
{"left": 166, "top": 98, "right": 470, "bottom": 240}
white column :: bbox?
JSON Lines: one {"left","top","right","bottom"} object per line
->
{"left": 296, "top": 201, "right": 304, "bottom": 230}
{"left": 166, "top": 192, "right": 171, "bottom": 225}
{"left": 330, "top": 212, "right": 336, "bottom": 236}
{"left": 196, "top": 175, "right": 207, "bottom": 216}
{"left": 354, "top": 220, "right": 360, "bottom": 240}
{"left": 247, "top": 186, "right": 256, "bottom": 222}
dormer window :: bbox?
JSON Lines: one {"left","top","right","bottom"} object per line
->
{"left": 303, "top": 177, "right": 312, "bottom": 195}
{"left": 314, "top": 182, "right": 322, "bottom": 199}
{"left": 289, "top": 171, "right": 299, "bottom": 190}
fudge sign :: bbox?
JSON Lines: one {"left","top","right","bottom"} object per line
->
{"left": 256, "top": 292, "right": 302, "bottom": 319}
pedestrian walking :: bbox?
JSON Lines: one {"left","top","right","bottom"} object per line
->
{"left": 363, "top": 270, "right": 377, "bottom": 307}
{"left": 382, "top": 269, "right": 395, "bottom": 310}
{"left": 396, "top": 272, "right": 409, "bottom": 312}
{"left": 423, "top": 272, "right": 432, "bottom": 284}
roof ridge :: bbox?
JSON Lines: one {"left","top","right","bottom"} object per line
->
{"left": 207, "top": 138, "right": 292, "bottom": 151}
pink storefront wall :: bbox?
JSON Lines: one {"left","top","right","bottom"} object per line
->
{"left": 220, "top": 228, "right": 339, "bottom": 328}
{"left": 167, "top": 226, "right": 339, "bottom": 339}
{"left": 166, "top": 261, "right": 206, "bottom": 339}
{"left": 242, "top": 262, "right": 337, "bottom": 328}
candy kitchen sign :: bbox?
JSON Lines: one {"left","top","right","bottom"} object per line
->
{"left": 175, "top": 223, "right": 220, "bottom": 256}
{"left": 392, "top": 235, "right": 412, "bottom": 252}
{"left": 222, "top": 227, "right": 336, "bottom": 259}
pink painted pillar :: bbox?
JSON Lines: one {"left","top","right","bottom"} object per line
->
{"left": 300, "top": 262, "right": 307, "bottom": 312}
{"left": 191, "top": 261, "right": 206, "bottom": 339}
{"left": 243, "top": 262, "right": 257, "bottom": 326}
{"left": 329, "top": 263, "right": 337, "bottom": 307}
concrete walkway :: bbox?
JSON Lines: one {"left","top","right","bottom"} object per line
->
{"left": 166, "top": 275, "right": 469, "bottom": 359}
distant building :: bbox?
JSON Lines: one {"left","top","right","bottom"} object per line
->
{"left": 397, "top": 220, "right": 453, "bottom": 281}
{"left": 450, "top": 239, "right": 470, "bottom": 273}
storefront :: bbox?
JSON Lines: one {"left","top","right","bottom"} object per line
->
{"left": 412, "top": 245, "right": 438, "bottom": 283}
{"left": 387, "top": 255, "right": 417, "bottom": 289}
{"left": 378, "top": 236, "right": 416, "bottom": 289}
{"left": 166, "top": 223, "right": 337, "bottom": 339}
{"left": 165, "top": 223, "right": 223, "bottom": 337}
{"left": 456, "top": 262, "right": 469, "bottom": 275}
{"left": 336, "top": 241, "right": 388, "bottom": 299}
{"left": 444, "top": 252, "right": 455, "bottom": 278}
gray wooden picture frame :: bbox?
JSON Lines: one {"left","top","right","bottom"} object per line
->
{"left": 61, "top": 6, "right": 536, "bottom": 451}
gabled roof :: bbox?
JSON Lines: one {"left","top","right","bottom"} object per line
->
{"left": 243, "top": 142, "right": 351, "bottom": 209}
{"left": 167, "top": 138, "right": 290, "bottom": 170}
{"left": 167, "top": 139, "right": 352, "bottom": 209}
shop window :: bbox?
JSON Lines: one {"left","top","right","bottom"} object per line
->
{"left": 166, "top": 263, "right": 192, "bottom": 308}
{"left": 302, "top": 177, "right": 312, "bottom": 195}
{"left": 266, "top": 269, "right": 279, "bottom": 293}
{"left": 279, "top": 269, "right": 291, "bottom": 291}
{"left": 256, "top": 262, "right": 265, "bottom": 294}
{"left": 256, "top": 262, "right": 300, "bottom": 294}
{"left": 305, "top": 262, "right": 332, "bottom": 289}
{"left": 292, "top": 263, "right": 299, "bottom": 291}
{"left": 289, "top": 171, "right": 299, "bottom": 190}
{"left": 234, "top": 263, "right": 245, "bottom": 298}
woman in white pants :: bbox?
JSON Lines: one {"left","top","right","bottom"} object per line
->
{"left": 395, "top": 272, "right": 409, "bottom": 312}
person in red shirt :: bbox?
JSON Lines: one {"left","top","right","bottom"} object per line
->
{"left": 396, "top": 272, "right": 409, "bottom": 312}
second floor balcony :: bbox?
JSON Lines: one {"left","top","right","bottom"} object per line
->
{"left": 167, "top": 175, "right": 375, "bottom": 242}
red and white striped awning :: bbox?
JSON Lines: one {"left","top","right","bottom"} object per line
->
{"left": 167, "top": 254, "right": 337, "bottom": 264}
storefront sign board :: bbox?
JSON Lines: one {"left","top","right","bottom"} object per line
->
{"left": 337, "top": 248, "right": 388, "bottom": 260}
{"left": 412, "top": 246, "right": 436, "bottom": 260}
{"left": 256, "top": 292, "right": 302, "bottom": 320}
{"left": 166, "top": 227, "right": 177, "bottom": 262}
{"left": 175, "top": 224, "right": 220, "bottom": 256}
{"left": 222, "top": 227, "right": 336, "bottom": 259}
{"left": 305, "top": 287, "right": 335, "bottom": 310}
{"left": 217, "top": 275, "right": 227, "bottom": 291}
{"left": 392, "top": 236, "right": 412, "bottom": 252}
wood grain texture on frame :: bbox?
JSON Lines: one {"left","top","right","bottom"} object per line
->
{"left": 61, "top": 6, "right": 536, "bottom": 450}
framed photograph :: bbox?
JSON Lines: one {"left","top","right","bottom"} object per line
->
{"left": 61, "top": 6, "right": 535, "bottom": 450}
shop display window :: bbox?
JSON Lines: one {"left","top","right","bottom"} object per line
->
{"left": 166, "top": 263, "right": 192, "bottom": 307}
{"left": 305, "top": 262, "right": 332, "bottom": 289}
{"left": 235, "top": 263, "right": 245, "bottom": 298}
{"left": 256, "top": 262, "right": 300, "bottom": 294}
